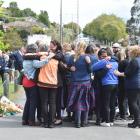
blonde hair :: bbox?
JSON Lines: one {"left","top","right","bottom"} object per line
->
{"left": 63, "top": 43, "right": 72, "bottom": 52}
{"left": 118, "top": 48, "right": 126, "bottom": 61}
{"left": 74, "top": 41, "right": 86, "bottom": 61}
{"left": 129, "top": 45, "right": 140, "bottom": 58}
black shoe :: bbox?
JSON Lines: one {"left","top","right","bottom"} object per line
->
{"left": 41, "top": 124, "right": 48, "bottom": 128}
{"left": 128, "top": 122, "right": 140, "bottom": 128}
{"left": 22, "top": 120, "right": 29, "bottom": 125}
{"left": 75, "top": 123, "right": 80, "bottom": 128}
{"left": 81, "top": 123, "right": 88, "bottom": 127}
{"left": 48, "top": 124, "right": 55, "bottom": 128}
{"left": 95, "top": 121, "right": 101, "bottom": 126}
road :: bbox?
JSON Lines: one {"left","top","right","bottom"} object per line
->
{"left": 0, "top": 92, "right": 140, "bottom": 140}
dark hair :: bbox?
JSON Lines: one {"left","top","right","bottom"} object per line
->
{"left": 51, "top": 40, "right": 62, "bottom": 52}
{"left": 98, "top": 48, "right": 107, "bottom": 57}
{"left": 71, "top": 44, "right": 75, "bottom": 50}
{"left": 106, "top": 47, "right": 113, "bottom": 56}
{"left": 95, "top": 44, "right": 101, "bottom": 49}
{"left": 26, "top": 44, "right": 38, "bottom": 53}
{"left": 85, "top": 45, "right": 94, "bottom": 54}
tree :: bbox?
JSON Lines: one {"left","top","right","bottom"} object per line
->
{"left": 3, "top": 29, "right": 24, "bottom": 50}
{"left": 127, "top": 0, "right": 140, "bottom": 35}
{"left": 38, "top": 10, "right": 50, "bottom": 27}
{"left": 0, "top": 0, "right": 3, "bottom": 7}
{"left": 83, "top": 14, "right": 127, "bottom": 42}
{"left": 21, "top": 8, "right": 36, "bottom": 17}
{"left": 64, "top": 22, "right": 81, "bottom": 37}
{"left": 9, "top": 1, "right": 18, "bottom": 9}
{"left": 31, "top": 26, "right": 45, "bottom": 34}
{"left": 8, "top": 1, "right": 23, "bottom": 17}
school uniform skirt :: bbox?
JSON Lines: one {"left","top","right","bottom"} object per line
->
{"left": 67, "top": 80, "right": 95, "bottom": 112}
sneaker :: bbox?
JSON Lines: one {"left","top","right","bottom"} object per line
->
{"left": 101, "top": 122, "right": 110, "bottom": 127}
{"left": 54, "top": 119, "right": 62, "bottom": 125}
{"left": 110, "top": 122, "right": 114, "bottom": 126}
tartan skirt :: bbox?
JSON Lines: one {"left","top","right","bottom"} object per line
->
{"left": 67, "top": 80, "right": 95, "bottom": 111}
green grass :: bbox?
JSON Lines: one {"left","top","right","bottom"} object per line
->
{"left": 0, "top": 79, "right": 15, "bottom": 97}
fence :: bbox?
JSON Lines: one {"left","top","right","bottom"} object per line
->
{"left": 0, "top": 70, "right": 20, "bottom": 97}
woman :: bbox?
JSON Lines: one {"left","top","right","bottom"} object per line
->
{"left": 38, "top": 40, "right": 64, "bottom": 128}
{"left": 92, "top": 48, "right": 119, "bottom": 127}
{"left": 67, "top": 41, "right": 95, "bottom": 128}
{"left": 22, "top": 44, "right": 53, "bottom": 126}
{"left": 125, "top": 45, "right": 140, "bottom": 128}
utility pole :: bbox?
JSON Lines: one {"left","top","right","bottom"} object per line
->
{"left": 60, "top": 0, "right": 63, "bottom": 45}
{"left": 77, "top": 0, "right": 79, "bottom": 42}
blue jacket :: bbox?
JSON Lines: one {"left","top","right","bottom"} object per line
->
{"left": 92, "top": 58, "right": 118, "bottom": 85}
{"left": 0, "top": 56, "right": 6, "bottom": 71}
{"left": 23, "top": 58, "right": 49, "bottom": 80}
{"left": 125, "top": 57, "right": 140, "bottom": 90}
{"left": 10, "top": 51, "right": 23, "bottom": 71}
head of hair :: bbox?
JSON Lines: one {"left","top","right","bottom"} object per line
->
{"left": 106, "top": 47, "right": 113, "bottom": 56}
{"left": 26, "top": 44, "right": 38, "bottom": 53}
{"left": 51, "top": 40, "right": 62, "bottom": 52}
{"left": 63, "top": 43, "right": 72, "bottom": 52}
{"left": 74, "top": 41, "right": 86, "bottom": 61}
{"left": 129, "top": 45, "right": 140, "bottom": 58}
{"left": 117, "top": 48, "right": 126, "bottom": 61}
{"left": 95, "top": 43, "right": 101, "bottom": 49}
{"left": 85, "top": 44, "right": 94, "bottom": 54}
{"left": 98, "top": 48, "right": 107, "bottom": 57}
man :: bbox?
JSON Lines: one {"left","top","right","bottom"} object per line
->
{"left": 0, "top": 50, "right": 6, "bottom": 82}
{"left": 9, "top": 47, "right": 25, "bottom": 72}
{"left": 112, "top": 43, "right": 121, "bottom": 58}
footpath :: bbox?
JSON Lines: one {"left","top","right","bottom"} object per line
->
{"left": 0, "top": 89, "right": 140, "bottom": 140}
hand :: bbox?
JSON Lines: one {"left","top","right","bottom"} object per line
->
{"left": 38, "top": 52, "right": 49, "bottom": 56}
{"left": 106, "top": 64, "right": 112, "bottom": 69}
{"left": 48, "top": 52, "right": 55, "bottom": 59}
{"left": 70, "top": 66, "right": 76, "bottom": 71}
{"left": 114, "top": 70, "right": 125, "bottom": 77}
{"left": 105, "top": 56, "right": 111, "bottom": 60}
{"left": 40, "top": 55, "right": 47, "bottom": 60}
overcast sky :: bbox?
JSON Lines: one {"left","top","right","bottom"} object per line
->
{"left": 3, "top": 0, "right": 134, "bottom": 28}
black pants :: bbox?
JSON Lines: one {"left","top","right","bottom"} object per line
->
{"left": 56, "top": 86, "right": 63, "bottom": 119}
{"left": 127, "top": 90, "right": 140, "bottom": 124}
{"left": 22, "top": 86, "right": 38, "bottom": 122}
{"left": 0, "top": 70, "right": 5, "bottom": 82}
{"left": 102, "top": 85, "right": 118, "bottom": 123}
{"left": 118, "top": 86, "right": 127, "bottom": 119}
{"left": 36, "top": 86, "right": 42, "bottom": 122}
{"left": 39, "top": 87, "right": 57, "bottom": 125}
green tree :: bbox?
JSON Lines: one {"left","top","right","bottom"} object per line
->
{"left": 83, "top": 14, "right": 127, "bottom": 42}
{"left": 3, "top": 29, "right": 24, "bottom": 50}
{"left": 21, "top": 8, "right": 36, "bottom": 17}
{"left": 0, "top": 41, "right": 10, "bottom": 51}
{"left": 31, "top": 26, "right": 45, "bottom": 34}
{"left": 38, "top": 10, "right": 50, "bottom": 27}
{"left": 8, "top": 1, "right": 22, "bottom": 17}
{"left": 64, "top": 22, "right": 81, "bottom": 36}
{"left": 9, "top": 1, "right": 18, "bottom": 9}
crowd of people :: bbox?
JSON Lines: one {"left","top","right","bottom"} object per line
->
{"left": 1, "top": 40, "right": 140, "bottom": 129}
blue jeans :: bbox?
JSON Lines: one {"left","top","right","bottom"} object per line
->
{"left": 75, "top": 110, "right": 89, "bottom": 124}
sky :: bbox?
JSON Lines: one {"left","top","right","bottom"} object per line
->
{"left": 3, "top": 0, "right": 134, "bottom": 28}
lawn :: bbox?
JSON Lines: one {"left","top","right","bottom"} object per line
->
{"left": 0, "top": 79, "right": 15, "bottom": 97}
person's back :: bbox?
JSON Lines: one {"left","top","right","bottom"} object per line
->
{"left": 68, "top": 55, "right": 91, "bottom": 82}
